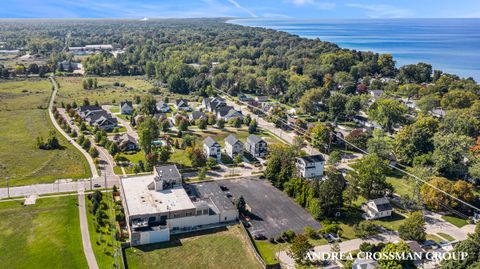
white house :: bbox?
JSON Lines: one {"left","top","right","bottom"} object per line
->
{"left": 120, "top": 165, "right": 238, "bottom": 246}
{"left": 203, "top": 137, "right": 221, "bottom": 162}
{"left": 245, "top": 134, "right": 267, "bottom": 158}
{"left": 224, "top": 135, "right": 243, "bottom": 159}
{"left": 361, "top": 197, "right": 393, "bottom": 220}
{"left": 296, "top": 155, "right": 325, "bottom": 179}
{"left": 119, "top": 100, "right": 134, "bottom": 115}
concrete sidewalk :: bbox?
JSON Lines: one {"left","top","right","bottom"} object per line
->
{"left": 78, "top": 192, "right": 99, "bottom": 269}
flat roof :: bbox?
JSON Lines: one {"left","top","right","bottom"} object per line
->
{"left": 121, "top": 175, "right": 195, "bottom": 217}
{"left": 188, "top": 181, "right": 236, "bottom": 214}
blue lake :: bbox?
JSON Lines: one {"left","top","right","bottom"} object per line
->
{"left": 229, "top": 18, "right": 480, "bottom": 81}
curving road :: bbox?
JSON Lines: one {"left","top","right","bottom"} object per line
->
{"left": 48, "top": 77, "right": 99, "bottom": 178}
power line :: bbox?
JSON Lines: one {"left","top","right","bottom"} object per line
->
{"left": 214, "top": 87, "right": 480, "bottom": 213}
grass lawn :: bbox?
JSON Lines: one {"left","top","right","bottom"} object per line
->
{"left": 116, "top": 151, "right": 146, "bottom": 174}
{"left": 426, "top": 234, "right": 443, "bottom": 243}
{"left": 0, "top": 196, "right": 87, "bottom": 268}
{"left": 254, "top": 240, "right": 288, "bottom": 265}
{"left": 441, "top": 215, "right": 468, "bottom": 228}
{"left": 85, "top": 192, "right": 122, "bottom": 269}
{"left": 386, "top": 174, "right": 417, "bottom": 197}
{"left": 56, "top": 76, "right": 153, "bottom": 105}
{"left": 0, "top": 79, "right": 91, "bottom": 186}
{"left": 125, "top": 225, "right": 261, "bottom": 269}
{"left": 437, "top": 232, "right": 455, "bottom": 242}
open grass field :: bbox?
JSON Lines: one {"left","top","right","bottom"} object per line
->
{"left": 0, "top": 195, "right": 87, "bottom": 268}
{"left": 125, "top": 225, "right": 262, "bottom": 269}
{"left": 0, "top": 79, "right": 91, "bottom": 186}
{"left": 56, "top": 76, "right": 153, "bottom": 105}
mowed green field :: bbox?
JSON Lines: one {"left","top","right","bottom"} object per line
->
{"left": 125, "top": 226, "right": 262, "bottom": 269}
{"left": 0, "top": 196, "right": 88, "bottom": 268}
{"left": 56, "top": 76, "right": 153, "bottom": 105}
{"left": 0, "top": 79, "right": 90, "bottom": 186}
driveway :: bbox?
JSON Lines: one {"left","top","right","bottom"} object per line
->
{"left": 217, "top": 177, "right": 321, "bottom": 238}
{"left": 424, "top": 210, "right": 476, "bottom": 241}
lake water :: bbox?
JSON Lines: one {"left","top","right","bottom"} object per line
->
{"left": 229, "top": 18, "right": 480, "bottom": 81}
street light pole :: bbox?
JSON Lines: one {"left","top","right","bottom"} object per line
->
{"left": 6, "top": 177, "right": 10, "bottom": 199}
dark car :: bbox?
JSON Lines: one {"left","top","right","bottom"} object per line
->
{"left": 254, "top": 234, "right": 267, "bottom": 240}
{"left": 93, "top": 183, "right": 101, "bottom": 188}
{"left": 220, "top": 185, "right": 229, "bottom": 191}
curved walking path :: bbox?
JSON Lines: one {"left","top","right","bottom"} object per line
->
{"left": 78, "top": 192, "right": 100, "bottom": 269}
{"left": 48, "top": 77, "right": 99, "bottom": 178}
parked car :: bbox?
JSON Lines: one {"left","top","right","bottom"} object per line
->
{"left": 93, "top": 183, "right": 101, "bottom": 188}
{"left": 329, "top": 233, "right": 340, "bottom": 242}
{"left": 225, "top": 192, "right": 232, "bottom": 198}
{"left": 220, "top": 185, "right": 229, "bottom": 191}
{"left": 254, "top": 234, "right": 267, "bottom": 240}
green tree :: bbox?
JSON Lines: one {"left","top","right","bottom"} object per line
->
{"left": 398, "top": 211, "right": 426, "bottom": 241}
{"left": 298, "top": 87, "right": 330, "bottom": 115}
{"left": 236, "top": 195, "right": 246, "bottom": 214}
{"left": 348, "top": 154, "right": 392, "bottom": 199}
{"left": 216, "top": 118, "right": 225, "bottom": 129}
{"left": 368, "top": 98, "right": 407, "bottom": 132}
{"left": 310, "top": 124, "right": 330, "bottom": 153}
{"left": 317, "top": 168, "right": 345, "bottom": 217}
{"left": 432, "top": 133, "right": 474, "bottom": 178}
{"left": 378, "top": 242, "right": 412, "bottom": 269}
{"left": 289, "top": 234, "right": 313, "bottom": 265}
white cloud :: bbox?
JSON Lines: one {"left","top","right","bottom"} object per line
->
{"left": 347, "top": 3, "right": 413, "bottom": 18}
{"left": 227, "top": 0, "right": 258, "bottom": 17}
{"left": 287, "top": 0, "right": 335, "bottom": 10}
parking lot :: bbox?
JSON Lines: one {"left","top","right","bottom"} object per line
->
{"left": 218, "top": 177, "right": 322, "bottom": 238}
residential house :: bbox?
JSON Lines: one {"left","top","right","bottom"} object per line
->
{"left": 203, "top": 97, "right": 226, "bottom": 112}
{"left": 369, "top": 90, "right": 384, "bottom": 100}
{"left": 361, "top": 197, "right": 393, "bottom": 220}
{"left": 78, "top": 106, "right": 118, "bottom": 131}
{"left": 120, "top": 165, "right": 238, "bottom": 246}
{"left": 119, "top": 100, "right": 134, "bottom": 115}
{"left": 224, "top": 135, "right": 243, "bottom": 159}
{"left": 57, "top": 60, "right": 80, "bottom": 72}
{"left": 352, "top": 259, "right": 378, "bottom": 269}
{"left": 296, "top": 155, "right": 325, "bottom": 179}
{"left": 431, "top": 108, "right": 446, "bottom": 118}
{"left": 189, "top": 111, "right": 207, "bottom": 122}
{"left": 255, "top": 96, "right": 269, "bottom": 103}
{"left": 203, "top": 137, "right": 221, "bottom": 162}
{"left": 215, "top": 106, "right": 243, "bottom": 121}
{"left": 245, "top": 134, "right": 267, "bottom": 158}
{"left": 174, "top": 99, "right": 191, "bottom": 111}
{"left": 156, "top": 101, "right": 171, "bottom": 113}
{"left": 111, "top": 133, "right": 138, "bottom": 151}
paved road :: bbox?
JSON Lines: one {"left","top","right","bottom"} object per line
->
{"left": 224, "top": 97, "right": 320, "bottom": 155}
{"left": 78, "top": 192, "right": 100, "bottom": 269}
{"left": 278, "top": 231, "right": 401, "bottom": 268}
{"left": 49, "top": 77, "right": 99, "bottom": 178}
{"left": 424, "top": 211, "right": 476, "bottom": 241}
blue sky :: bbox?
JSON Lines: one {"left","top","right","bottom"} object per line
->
{"left": 1, "top": 0, "right": 480, "bottom": 19}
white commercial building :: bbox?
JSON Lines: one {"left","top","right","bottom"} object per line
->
{"left": 120, "top": 165, "right": 238, "bottom": 246}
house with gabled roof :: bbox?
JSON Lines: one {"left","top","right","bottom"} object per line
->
{"left": 361, "top": 197, "right": 393, "bottom": 220}
{"left": 174, "top": 99, "right": 191, "bottom": 111}
{"left": 120, "top": 100, "right": 134, "bottom": 115}
{"left": 156, "top": 101, "right": 171, "bottom": 113}
{"left": 245, "top": 134, "right": 267, "bottom": 158}
{"left": 224, "top": 134, "right": 243, "bottom": 159}
{"left": 111, "top": 133, "right": 138, "bottom": 151}
{"left": 189, "top": 111, "right": 206, "bottom": 122}
{"left": 296, "top": 155, "right": 325, "bottom": 179}
{"left": 203, "top": 136, "right": 221, "bottom": 162}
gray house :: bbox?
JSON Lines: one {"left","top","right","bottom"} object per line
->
{"left": 224, "top": 134, "right": 243, "bottom": 159}
{"left": 245, "top": 134, "right": 267, "bottom": 158}
{"left": 203, "top": 137, "right": 221, "bottom": 162}
{"left": 156, "top": 101, "right": 171, "bottom": 113}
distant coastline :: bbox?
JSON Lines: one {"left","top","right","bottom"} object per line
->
{"left": 228, "top": 18, "right": 480, "bottom": 81}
